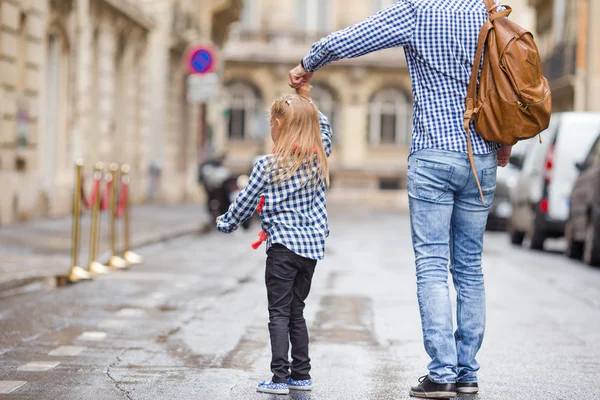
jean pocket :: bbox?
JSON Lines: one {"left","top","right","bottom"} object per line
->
{"left": 413, "top": 158, "right": 454, "bottom": 202}
{"left": 478, "top": 166, "right": 497, "bottom": 205}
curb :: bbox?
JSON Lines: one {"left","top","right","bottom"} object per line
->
{"left": 0, "top": 219, "right": 212, "bottom": 295}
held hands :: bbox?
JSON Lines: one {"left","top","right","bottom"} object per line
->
{"left": 497, "top": 145, "right": 512, "bottom": 167}
{"left": 289, "top": 63, "right": 313, "bottom": 89}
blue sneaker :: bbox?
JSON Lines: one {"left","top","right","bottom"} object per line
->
{"left": 287, "top": 378, "right": 313, "bottom": 391}
{"left": 257, "top": 381, "right": 289, "bottom": 395}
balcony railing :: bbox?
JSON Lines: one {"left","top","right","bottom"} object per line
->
{"left": 224, "top": 28, "right": 407, "bottom": 68}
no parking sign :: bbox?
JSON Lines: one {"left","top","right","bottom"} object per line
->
{"left": 185, "top": 45, "right": 216, "bottom": 75}
{"left": 185, "top": 45, "right": 218, "bottom": 104}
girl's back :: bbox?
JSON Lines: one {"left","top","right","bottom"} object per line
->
{"left": 217, "top": 92, "right": 333, "bottom": 261}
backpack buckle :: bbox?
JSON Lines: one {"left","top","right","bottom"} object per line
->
{"left": 518, "top": 101, "right": 530, "bottom": 111}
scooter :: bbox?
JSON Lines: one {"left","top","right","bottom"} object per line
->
{"left": 198, "top": 158, "right": 251, "bottom": 230}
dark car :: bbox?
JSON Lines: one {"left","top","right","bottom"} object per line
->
{"left": 565, "top": 134, "right": 600, "bottom": 266}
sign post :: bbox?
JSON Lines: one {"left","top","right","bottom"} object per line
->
{"left": 185, "top": 44, "right": 218, "bottom": 162}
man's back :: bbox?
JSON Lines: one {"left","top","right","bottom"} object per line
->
{"left": 404, "top": 0, "right": 495, "bottom": 155}
{"left": 299, "top": 0, "right": 501, "bottom": 156}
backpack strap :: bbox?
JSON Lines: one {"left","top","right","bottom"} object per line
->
{"left": 464, "top": 17, "right": 493, "bottom": 206}
{"left": 483, "top": 0, "right": 496, "bottom": 9}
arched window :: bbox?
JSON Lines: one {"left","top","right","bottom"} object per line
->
{"left": 311, "top": 84, "right": 337, "bottom": 140}
{"left": 225, "top": 82, "right": 262, "bottom": 141}
{"left": 368, "top": 88, "right": 412, "bottom": 147}
{"left": 296, "top": 0, "right": 331, "bottom": 33}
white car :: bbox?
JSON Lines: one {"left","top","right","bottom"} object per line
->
{"left": 508, "top": 112, "right": 600, "bottom": 250}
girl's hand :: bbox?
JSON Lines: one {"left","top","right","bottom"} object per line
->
{"left": 296, "top": 83, "right": 313, "bottom": 98}
{"left": 215, "top": 216, "right": 221, "bottom": 225}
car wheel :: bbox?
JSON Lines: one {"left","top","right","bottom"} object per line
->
{"left": 509, "top": 228, "right": 525, "bottom": 245}
{"left": 583, "top": 220, "right": 600, "bottom": 267}
{"left": 565, "top": 220, "right": 584, "bottom": 260}
{"left": 527, "top": 225, "right": 546, "bottom": 251}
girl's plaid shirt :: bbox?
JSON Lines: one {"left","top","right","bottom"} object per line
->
{"left": 217, "top": 111, "right": 332, "bottom": 261}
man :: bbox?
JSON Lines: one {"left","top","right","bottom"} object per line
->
{"left": 289, "top": 0, "right": 512, "bottom": 398}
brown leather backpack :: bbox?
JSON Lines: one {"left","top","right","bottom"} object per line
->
{"left": 464, "top": 0, "right": 552, "bottom": 204}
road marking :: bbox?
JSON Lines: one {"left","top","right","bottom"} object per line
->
{"left": 48, "top": 346, "right": 87, "bottom": 356}
{"left": 18, "top": 361, "right": 60, "bottom": 372}
{"left": 76, "top": 331, "right": 107, "bottom": 341}
{"left": 116, "top": 308, "right": 147, "bottom": 318}
{"left": 99, "top": 320, "right": 125, "bottom": 328}
{"left": 0, "top": 381, "right": 26, "bottom": 394}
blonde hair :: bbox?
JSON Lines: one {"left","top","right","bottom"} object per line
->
{"left": 269, "top": 94, "right": 330, "bottom": 187}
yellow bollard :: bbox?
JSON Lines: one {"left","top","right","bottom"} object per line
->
{"left": 121, "top": 164, "right": 143, "bottom": 265}
{"left": 108, "top": 163, "right": 127, "bottom": 270}
{"left": 87, "top": 162, "right": 111, "bottom": 276}
{"left": 66, "top": 160, "right": 92, "bottom": 283}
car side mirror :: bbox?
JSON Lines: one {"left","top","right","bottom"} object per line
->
{"left": 509, "top": 155, "right": 524, "bottom": 170}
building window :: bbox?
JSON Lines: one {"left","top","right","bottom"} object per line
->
{"left": 296, "top": 0, "right": 331, "bottom": 33}
{"left": 311, "top": 84, "right": 337, "bottom": 134}
{"left": 373, "top": 0, "right": 396, "bottom": 13}
{"left": 225, "top": 82, "right": 262, "bottom": 141}
{"left": 240, "top": 0, "right": 258, "bottom": 29}
{"left": 368, "top": 88, "right": 412, "bottom": 147}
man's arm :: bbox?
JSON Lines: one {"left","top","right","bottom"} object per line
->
{"left": 290, "top": 1, "right": 416, "bottom": 87}
{"left": 217, "top": 159, "right": 269, "bottom": 233}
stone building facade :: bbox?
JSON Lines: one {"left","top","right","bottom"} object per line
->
{"left": 528, "top": 0, "right": 600, "bottom": 112}
{"left": 220, "top": 0, "right": 536, "bottom": 193}
{"left": 0, "top": 0, "right": 240, "bottom": 225}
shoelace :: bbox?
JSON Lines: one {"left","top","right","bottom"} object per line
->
{"left": 418, "top": 375, "right": 428, "bottom": 384}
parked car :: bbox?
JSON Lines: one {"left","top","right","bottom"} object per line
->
{"left": 508, "top": 112, "right": 600, "bottom": 250}
{"left": 565, "top": 134, "right": 600, "bottom": 266}
{"left": 487, "top": 140, "right": 532, "bottom": 231}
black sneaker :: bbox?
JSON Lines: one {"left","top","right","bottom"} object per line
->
{"left": 409, "top": 376, "right": 457, "bottom": 399}
{"left": 456, "top": 382, "right": 479, "bottom": 394}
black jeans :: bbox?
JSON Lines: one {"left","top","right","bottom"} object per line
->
{"left": 266, "top": 244, "right": 317, "bottom": 383}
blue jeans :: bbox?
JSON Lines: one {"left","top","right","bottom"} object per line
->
{"left": 407, "top": 149, "right": 497, "bottom": 384}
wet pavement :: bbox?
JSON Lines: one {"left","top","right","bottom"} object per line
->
{"left": 0, "top": 203, "right": 208, "bottom": 290}
{"left": 0, "top": 206, "right": 599, "bottom": 399}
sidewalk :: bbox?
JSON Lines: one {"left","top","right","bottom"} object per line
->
{"left": 0, "top": 203, "right": 209, "bottom": 291}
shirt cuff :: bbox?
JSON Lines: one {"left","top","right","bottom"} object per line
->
{"left": 217, "top": 214, "right": 238, "bottom": 233}
{"left": 301, "top": 55, "right": 316, "bottom": 73}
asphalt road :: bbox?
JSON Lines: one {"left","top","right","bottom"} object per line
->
{"left": 1, "top": 207, "right": 599, "bottom": 400}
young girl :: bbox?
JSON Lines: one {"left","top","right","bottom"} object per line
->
{"left": 216, "top": 84, "right": 332, "bottom": 395}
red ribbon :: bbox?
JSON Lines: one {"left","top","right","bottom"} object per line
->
{"left": 86, "top": 177, "right": 101, "bottom": 209}
{"left": 116, "top": 181, "right": 128, "bottom": 218}
{"left": 251, "top": 196, "right": 268, "bottom": 249}
{"left": 101, "top": 180, "right": 111, "bottom": 211}
{"left": 251, "top": 231, "right": 269, "bottom": 250}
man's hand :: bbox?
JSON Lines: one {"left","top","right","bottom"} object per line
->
{"left": 295, "top": 83, "right": 313, "bottom": 99}
{"left": 497, "top": 145, "right": 512, "bottom": 167}
{"left": 289, "top": 63, "right": 313, "bottom": 89}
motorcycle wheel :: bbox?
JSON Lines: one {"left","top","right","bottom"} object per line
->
{"left": 241, "top": 219, "right": 252, "bottom": 230}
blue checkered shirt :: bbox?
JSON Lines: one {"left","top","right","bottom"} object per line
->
{"left": 217, "top": 112, "right": 332, "bottom": 260}
{"left": 302, "top": 0, "right": 503, "bottom": 155}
